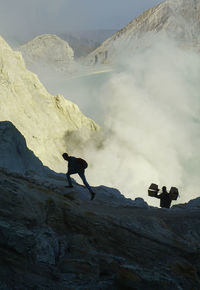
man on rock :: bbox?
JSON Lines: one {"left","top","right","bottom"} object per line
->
{"left": 62, "top": 153, "right": 95, "bottom": 200}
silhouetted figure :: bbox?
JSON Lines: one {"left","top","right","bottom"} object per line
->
{"left": 62, "top": 153, "right": 95, "bottom": 200}
{"left": 155, "top": 186, "right": 172, "bottom": 208}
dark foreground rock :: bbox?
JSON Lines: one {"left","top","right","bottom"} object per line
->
{"left": 0, "top": 168, "right": 200, "bottom": 290}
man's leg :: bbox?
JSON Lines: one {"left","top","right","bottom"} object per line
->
{"left": 66, "top": 172, "right": 73, "bottom": 187}
{"left": 78, "top": 171, "right": 95, "bottom": 200}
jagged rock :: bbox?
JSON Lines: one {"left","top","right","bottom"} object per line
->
{"left": 86, "top": 0, "right": 200, "bottom": 64}
{"left": 0, "top": 35, "right": 99, "bottom": 172}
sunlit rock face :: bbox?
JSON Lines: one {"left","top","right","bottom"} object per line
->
{"left": 86, "top": 0, "right": 200, "bottom": 64}
{"left": 0, "top": 36, "right": 99, "bottom": 172}
{"left": 20, "top": 34, "right": 74, "bottom": 72}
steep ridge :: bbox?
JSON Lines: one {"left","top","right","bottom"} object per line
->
{"left": 0, "top": 36, "right": 99, "bottom": 172}
{"left": 86, "top": 0, "right": 200, "bottom": 64}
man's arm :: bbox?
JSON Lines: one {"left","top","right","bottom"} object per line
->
{"left": 154, "top": 191, "right": 162, "bottom": 199}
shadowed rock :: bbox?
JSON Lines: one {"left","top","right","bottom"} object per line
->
{"left": 0, "top": 121, "right": 200, "bottom": 289}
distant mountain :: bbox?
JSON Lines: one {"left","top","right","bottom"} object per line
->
{"left": 59, "top": 29, "right": 117, "bottom": 58}
{"left": 66, "top": 29, "right": 117, "bottom": 43}
{"left": 59, "top": 33, "right": 99, "bottom": 58}
{"left": 19, "top": 34, "right": 74, "bottom": 74}
{"left": 0, "top": 35, "right": 99, "bottom": 172}
{"left": 86, "top": 0, "right": 200, "bottom": 64}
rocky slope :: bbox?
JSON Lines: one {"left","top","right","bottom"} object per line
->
{"left": 0, "top": 121, "right": 50, "bottom": 176}
{"left": 86, "top": 0, "right": 200, "bottom": 64}
{"left": 0, "top": 121, "right": 200, "bottom": 289}
{"left": 0, "top": 35, "right": 99, "bottom": 172}
{"left": 20, "top": 34, "right": 74, "bottom": 73}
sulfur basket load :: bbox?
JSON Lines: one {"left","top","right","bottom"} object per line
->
{"left": 169, "top": 187, "right": 179, "bottom": 200}
{"left": 148, "top": 183, "right": 159, "bottom": 197}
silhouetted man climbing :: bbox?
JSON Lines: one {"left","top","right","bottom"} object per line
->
{"left": 62, "top": 153, "right": 95, "bottom": 200}
{"left": 155, "top": 186, "right": 172, "bottom": 208}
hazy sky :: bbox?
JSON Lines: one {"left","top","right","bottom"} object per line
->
{"left": 0, "top": 0, "right": 162, "bottom": 40}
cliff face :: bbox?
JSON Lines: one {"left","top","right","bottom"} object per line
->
{"left": 0, "top": 36, "right": 99, "bottom": 172}
{"left": 86, "top": 0, "right": 200, "bottom": 64}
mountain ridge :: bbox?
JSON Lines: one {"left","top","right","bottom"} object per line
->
{"left": 86, "top": 0, "right": 200, "bottom": 64}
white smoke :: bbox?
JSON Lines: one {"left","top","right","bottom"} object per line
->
{"left": 19, "top": 29, "right": 200, "bottom": 207}
{"left": 80, "top": 35, "right": 200, "bottom": 206}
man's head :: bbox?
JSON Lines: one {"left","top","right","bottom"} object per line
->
{"left": 62, "top": 153, "right": 69, "bottom": 161}
{"left": 162, "top": 186, "right": 167, "bottom": 193}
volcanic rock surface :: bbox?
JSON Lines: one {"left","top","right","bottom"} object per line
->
{"left": 0, "top": 121, "right": 200, "bottom": 289}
